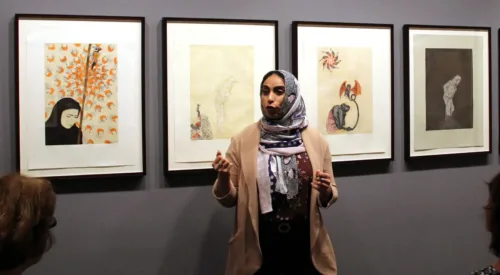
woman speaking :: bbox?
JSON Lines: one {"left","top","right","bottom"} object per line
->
{"left": 212, "top": 70, "right": 339, "bottom": 275}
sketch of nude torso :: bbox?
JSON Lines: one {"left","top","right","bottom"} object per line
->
{"left": 442, "top": 75, "right": 461, "bottom": 118}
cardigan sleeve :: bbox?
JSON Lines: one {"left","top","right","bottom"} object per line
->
{"left": 212, "top": 137, "right": 240, "bottom": 208}
{"left": 317, "top": 140, "right": 338, "bottom": 208}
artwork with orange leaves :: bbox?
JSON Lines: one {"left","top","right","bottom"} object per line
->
{"left": 44, "top": 43, "right": 119, "bottom": 145}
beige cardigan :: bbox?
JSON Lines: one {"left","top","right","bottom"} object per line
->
{"left": 212, "top": 122, "right": 339, "bottom": 275}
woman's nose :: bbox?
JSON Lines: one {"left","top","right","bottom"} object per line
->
{"left": 268, "top": 93, "right": 275, "bottom": 102}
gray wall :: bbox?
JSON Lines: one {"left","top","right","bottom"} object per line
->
{"left": 0, "top": 0, "right": 498, "bottom": 274}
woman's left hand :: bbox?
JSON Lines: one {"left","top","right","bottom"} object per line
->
{"left": 312, "top": 169, "right": 332, "bottom": 197}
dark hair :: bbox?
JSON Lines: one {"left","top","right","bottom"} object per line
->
{"left": 487, "top": 171, "right": 500, "bottom": 257}
{"left": 0, "top": 173, "right": 57, "bottom": 271}
{"left": 45, "top": 97, "right": 81, "bottom": 128}
{"left": 259, "top": 71, "right": 285, "bottom": 94}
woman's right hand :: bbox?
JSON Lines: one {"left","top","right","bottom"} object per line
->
{"left": 212, "top": 150, "right": 232, "bottom": 173}
{"left": 212, "top": 150, "right": 233, "bottom": 199}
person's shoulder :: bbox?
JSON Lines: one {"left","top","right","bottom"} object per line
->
{"left": 231, "top": 121, "right": 260, "bottom": 141}
{"left": 303, "top": 125, "right": 327, "bottom": 144}
{"left": 302, "top": 125, "right": 329, "bottom": 153}
{"left": 304, "top": 124, "right": 320, "bottom": 135}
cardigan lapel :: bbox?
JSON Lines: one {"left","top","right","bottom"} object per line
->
{"left": 240, "top": 122, "right": 260, "bottom": 245}
{"left": 301, "top": 128, "right": 321, "bottom": 249}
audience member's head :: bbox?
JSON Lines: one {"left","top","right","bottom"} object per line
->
{"left": 486, "top": 172, "right": 500, "bottom": 258}
{"left": 0, "top": 173, "right": 57, "bottom": 274}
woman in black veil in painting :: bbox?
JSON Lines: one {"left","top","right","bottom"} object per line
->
{"left": 45, "top": 97, "right": 82, "bottom": 146}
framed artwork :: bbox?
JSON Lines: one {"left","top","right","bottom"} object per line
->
{"left": 163, "top": 17, "right": 278, "bottom": 172}
{"left": 15, "top": 14, "right": 146, "bottom": 179}
{"left": 292, "top": 21, "right": 394, "bottom": 163}
{"left": 403, "top": 24, "right": 491, "bottom": 159}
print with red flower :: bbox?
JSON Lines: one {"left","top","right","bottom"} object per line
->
{"left": 319, "top": 49, "right": 341, "bottom": 71}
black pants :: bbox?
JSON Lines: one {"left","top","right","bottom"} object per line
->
{"left": 255, "top": 219, "right": 321, "bottom": 275}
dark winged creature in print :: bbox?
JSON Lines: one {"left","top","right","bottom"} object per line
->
{"left": 329, "top": 80, "right": 362, "bottom": 132}
{"left": 339, "top": 80, "right": 362, "bottom": 101}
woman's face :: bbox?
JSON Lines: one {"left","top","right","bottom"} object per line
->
{"left": 60, "top": 109, "right": 79, "bottom": 129}
{"left": 261, "top": 74, "right": 286, "bottom": 119}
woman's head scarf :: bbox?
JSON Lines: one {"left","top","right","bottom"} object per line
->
{"left": 257, "top": 70, "right": 309, "bottom": 214}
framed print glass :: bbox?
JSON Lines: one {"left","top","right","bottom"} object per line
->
{"left": 15, "top": 14, "right": 146, "bottom": 179}
{"left": 403, "top": 24, "right": 491, "bottom": 159}
{"left": 292, "top": 21, "right": 394, "bottom": 163}
{"left": 163, "top": 17, "right": 278, "bottom": 172}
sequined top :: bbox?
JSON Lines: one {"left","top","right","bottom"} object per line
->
{"left": 260, "top": 151, "right": 312, "bottom": 222}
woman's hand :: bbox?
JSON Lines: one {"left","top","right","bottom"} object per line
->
{"left": 312, "top": 169, "right": 332, "bottom": 199}
{"left": 212, "top": 150, "right": 232, "bottom": 173}
{"left": 213, "top": 151, "right": 232, "bottom": 196}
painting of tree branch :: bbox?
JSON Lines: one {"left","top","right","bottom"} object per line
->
{"left": 189, "top": 45, "right": 254, "bottom": 140}
{"left": 316, "top": 46, "right": 373, "bottom": 135}
{"left": 44, "top": 43, "right": 119, "bottom": 145}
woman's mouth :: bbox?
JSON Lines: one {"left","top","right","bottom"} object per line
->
{"left": 265, "top": 106, "right": 280, "bottom": 116}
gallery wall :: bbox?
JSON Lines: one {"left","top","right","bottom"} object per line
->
{"left": 0, "top": 0, "right": 498, "bottom": 274}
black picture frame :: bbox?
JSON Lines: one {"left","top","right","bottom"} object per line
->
{"left": 162, "top": 17, "right": 279, "bottom": 175}
{"left": 403, "top": 24, "right": 491, "bottom": 161}
{"left": 14, "top": 13, "right": 147, "bottom": 180}
{"left": 498, "top": 28, "right": 500, "bottom": 157}
{"left": 291, "top": 21, "right": 394, "bottom": 167}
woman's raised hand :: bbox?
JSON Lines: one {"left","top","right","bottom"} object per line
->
{"left": 212, "top": 150, "right": 232, "bottom": 173}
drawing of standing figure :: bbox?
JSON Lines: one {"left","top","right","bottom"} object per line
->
{"left": 443, "top": 74, "right": 461, "bottom": 119}
{"left": 424, "top": 48, "right": 473, "bottom": 131}
{"left": 214, "top": 76, "right": 237, "bottom": 133}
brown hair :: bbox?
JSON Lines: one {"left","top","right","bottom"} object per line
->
{"left": 0, "top": 173, "right": 57, "bottom": 271}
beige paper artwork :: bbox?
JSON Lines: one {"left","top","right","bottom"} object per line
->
{"left": 44, "top": 43, "right": 119, "bottom": 146}
{"left": 189, "top": 45, "right": 255, "bottom": 140}
{"left": 316, "top": 47, "right": 373, "bottom": 135}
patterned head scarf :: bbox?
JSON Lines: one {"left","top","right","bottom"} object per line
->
{"left": 259, "top": 70, "right": 308, "bottom": 133}
{"left": 257, "top": 70, "right": 309, "bottom": 214}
